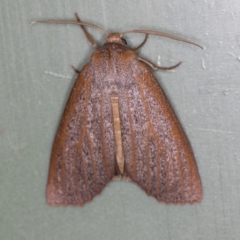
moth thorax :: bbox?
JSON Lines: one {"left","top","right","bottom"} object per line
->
{"left": 110, "top": 94, "right": 124, "bottom": 174}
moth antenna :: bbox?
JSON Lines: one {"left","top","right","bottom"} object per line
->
{"left": 31, "top": 20, "right": 109, "bottom": 36}
{"left": 122, "top": 30, "right": 203, "bottom": 49}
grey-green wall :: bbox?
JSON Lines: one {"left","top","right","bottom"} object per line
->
{"left": 1, "top": 0, "right": 239, "bottom": 239}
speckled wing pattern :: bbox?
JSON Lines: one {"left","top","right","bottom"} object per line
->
{"left": 47, "top": 42, "right": 202, "bottom": 205}
{"left": 119, "top": 62, "right": 202, "bottom": 204}
{"left": 47, "top": 64, "right": 116, "bottom": 206}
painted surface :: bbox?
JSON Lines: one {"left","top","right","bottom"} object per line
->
{"left": 0, "top": 0, "right": 239, "bottom": 239}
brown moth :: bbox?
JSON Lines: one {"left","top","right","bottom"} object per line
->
{"left": 32, "top": 14, "right": 203, "bottom": 206}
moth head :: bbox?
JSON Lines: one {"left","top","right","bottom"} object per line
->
{"left": 106, "top": 33, "right": 127, "bottom": 46}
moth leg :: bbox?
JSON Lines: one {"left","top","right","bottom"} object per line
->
{"left": 138, "top": 56, "right": 182, "bottom": 70}
{"left": 74, "top": 13, "right": 98, "bottom": 48}
{"left": 132, "top": 34, "right": 148, "bottom": 52}
{"left": 71, "top": 65, "right": 80, "bottom": 74}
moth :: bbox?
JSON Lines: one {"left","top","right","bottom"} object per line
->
{"left": 32, "top": 14, "right": 203, "bottom": 206}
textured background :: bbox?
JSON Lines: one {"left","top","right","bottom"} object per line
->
{"left": 1, "top": 0, "right": 240, "bottom": 239}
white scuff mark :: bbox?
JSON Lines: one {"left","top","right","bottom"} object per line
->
{"left": 44, "top": 71, "right": 72, "bottom": 79}
{"left": 227, "top": 52, "right": 240, "bottom": 62}
{"left": 222, "top": 89, "right": 228, "bottom": 95}
{"left": 201, "top": 59, "right": 206, "bottom": 69}
{"left": 157, "top": 55, "right": 161, "bottom": 66}
{"left": 208, "top": 2, "right": 215, "bottom": 9}
{"left": 10, "top": 102, "right": 18, "bottom": 108}
{"left": 189, "top": 127, "right": 237, "bottom": 134}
